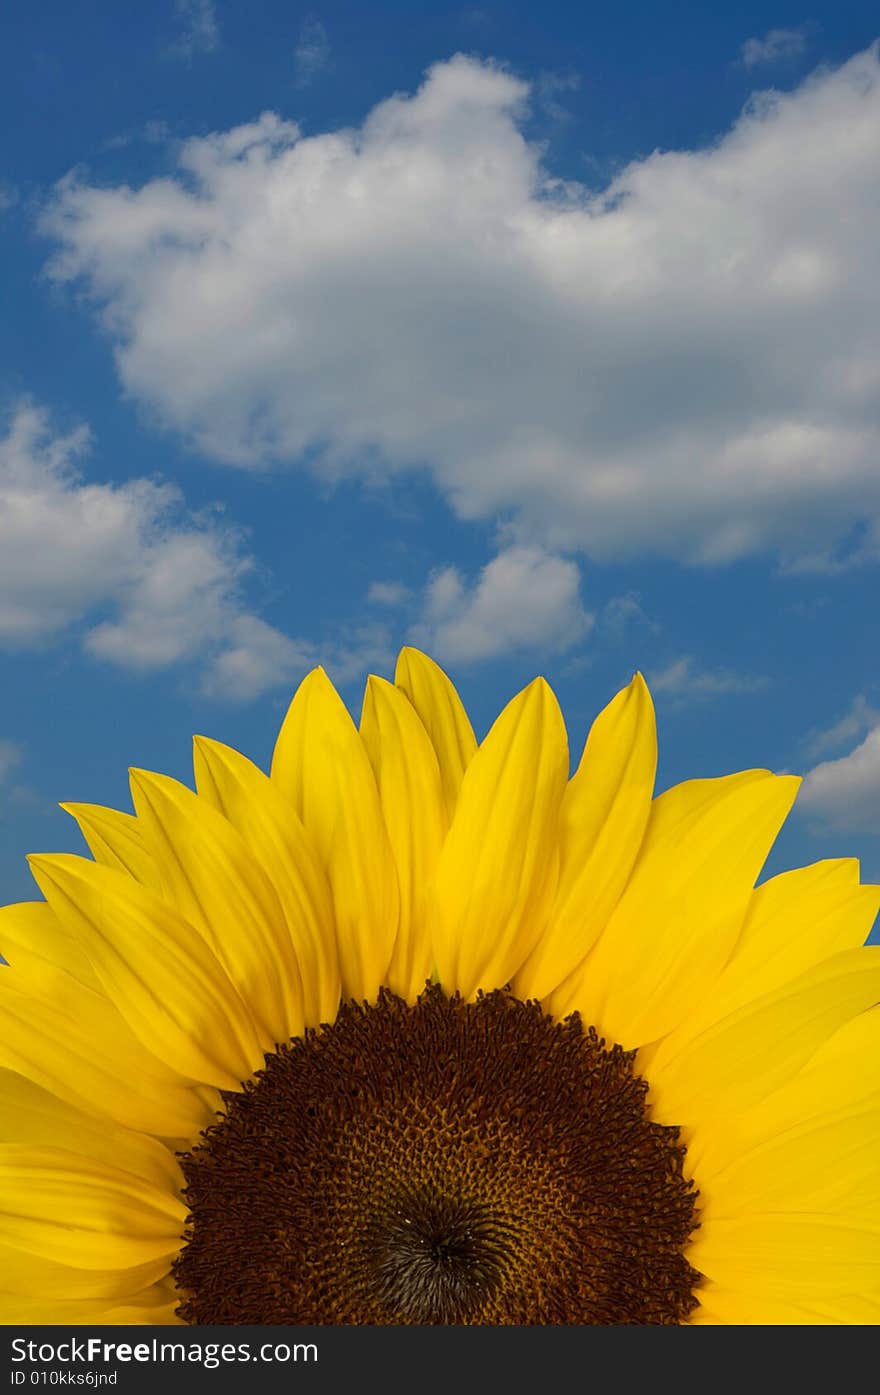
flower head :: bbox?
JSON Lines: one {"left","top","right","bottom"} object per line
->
{"left": 2, "top": 649, "right": 879, "bottom": 1324}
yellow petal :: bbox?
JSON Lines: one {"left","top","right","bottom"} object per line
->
{"left": 28, "top": 853, "right": 263, "bottom": 1090}
{"left": 431, "top": 677, "right": 568, "bottom": 998}
{"left": 0, "top": 1145, "right": 186, "bottom": 1270}
{"left": 809, "top": 1293, "right": 880, "bottom": 1324}
{"left": 689, "top": 1283, "right": 880, "bottom": 1324}
{"left": 0, "top": 898, "right": 101, "bottom": 991}
{"left": 0, "top": 906, "right": 216, "bottom": 1139}
{"left": 550, "top": 770, "right": 801, "bottom": 1044}
{"left": 515, "top": 672, "right": 656, "bottom": 1000}
{"left": 394, "top": 646, "right": 477, "bottom": 820}
{"left": 95, "top": 1298, "right": 183, "bottom": 1324}
{"left": 699, "top": 1107, "right": 880, "bottom": 1224}
{"left": 61, "top": 801, "right": 158, "bottom": 887}
{"left": 781, "top": 1000, "right": 880, "bottom": 1100}
{"left": 650, "top": 861, "right": 880, "bottom": 1067}
{"left": 271, "top": 666, "right": 399, "bottom": 1002}
{"left": 728, "top": 859, "right": 880, "bottom": 995}
{"left": 360, "top": 675, "right": 447, "bottom": 1001}
{"left": 0, "top": 1245, "right": 174, "bottom": 1301}
{"left": 648, "top": 947, "right": 880, "bottom": 1127}
{"left": 689, "top": 1215, "right": 880, "bottom": 1297}
{"left": 193, "top": 735, "right": 340, "bottom": 1026}
{"left": 0, "top": 1070, "right": 183, "bottom": 1194}
{"left": 130, "top": 768, "right": 302, "bottom": 1044}
{"left": 0, "top": 1283, "right": 182, "bottom": 1324}
{"left": 687, "top": 1005, "right": 880, "bottom": 1181}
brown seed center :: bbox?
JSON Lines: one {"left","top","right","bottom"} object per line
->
{"left": 172, "top": 985, "right": 702, "bottom": 1324}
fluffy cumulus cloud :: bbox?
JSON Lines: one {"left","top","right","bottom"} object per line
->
{"left": 410, "top": 545, "right": 591, "bottom": 663}
{"left": 799, "top": 726, "right": 880, "bottom": 833}
{"left": 0, "top": 402, "right": 311, "bottom": 699}
{"left": 43, "top": 47, "right": 880, "bottom": 568}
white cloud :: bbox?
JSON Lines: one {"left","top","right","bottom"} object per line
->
{"left": 170, "top": 0, "right": 219, "bottom": 59}
{"left": 321, "top": 623, "right": 395, "bottom": 686}
{"left": 799, "top": 726, "right": 880, "bottom": 833}
{"left": 0, "top": 741, "right": 39, "bottom": 820}
{"left": 84, "top": 529, "right": 253, "bottom": 669}
{"left": 367, "top": 580, "right": 412, "bottom": 607}
{"left": 649, "top": 655, "right": 768, "bottom": 698}
{"left": 204, "top": 619, "right": 393, "bottom": 701}
{"left": 0, "top": 401, "right": 305, "bottom": 699}
{"left": 145, "top": 120, "right": 172, "bottom": 144}
{"left": 411, "top": 544, "right": 591, "bottom": 663}
{"left": 600, "top": 591, "right": 659, "bottom": 638}
{"left": 536, "top": 70, "right": 580, "bottom": 123}
{"left": 740, "top": 26, "right": 811, "bottom": 69}
{"left": 0, "top": 181, "right": 18, "bottom": 214}
{"left": 43, "top": 46, "right": 880, "bottom": 569}
{"left": 294, "top": 15, "right": 330, "bottom": 87}
{"left": 803, "top": 693, "right": 880, "bottom": 759}
{"left": 200, "top": 617, "right": 316, "bottom": 702}
{"left": 0, "top": 741, "right": 22, "bottom": 785}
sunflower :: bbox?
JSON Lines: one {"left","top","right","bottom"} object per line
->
{"left": 1, "top": 648, "right": 879, "bottom": 1325}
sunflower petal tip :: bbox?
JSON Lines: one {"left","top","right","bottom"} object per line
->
{"left": 361, "top": 671, "right": 393, "bottom": 717}
{"left": 298, "top": 664, "right": 340, "bottom": 702}
{"left": 130, "top": 766, "right": 181, "bottom": 797}
{"left": 779, "top": 771, "right": 803, "bottom": 802}
{"left": 25, "top": 851, "right": 65, "bottom": 894}
{"left": 128, "top": 767, "right": 152, "bottom": 804}
{"left": 521, "top": 674, "right": 550, "bottom": 701}
{"left": 27, "top": 850, "right": 82, "bottom": 877}
{"left": 395, "top": 646, "right": 451, "bottom": 683}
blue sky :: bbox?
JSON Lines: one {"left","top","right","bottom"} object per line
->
{"left": 1, "top": 0, "right": 879, "bottom": 943}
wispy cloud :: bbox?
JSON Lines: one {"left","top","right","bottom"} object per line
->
{"left": 294, "top": 15, "right": 330, "bottom": 87}
{"left": 0, "top": 740, "right": 22, "bottom": 786}
{"left": 649, "top": 655, "right": 768, "bottom": 699}
{"left": 100, "top": 120, "right": 171, "bottom": 154}
{"left": 43, "top": 47, "right": 880, "bottom": 570}
{"left": 536, "top": 70, "right": 580, "bottom": 123}
{"left": 600, "top": 592, "right": 660, "bottom": 639}
{"left": 802, "top": 693, "right": 880, "bottom": 760}
{"left": 410, "top": 545, "right": 591, "bottom": 664}
{"left": 169, "top": 0, "right": 219, "bottom": 60}
{"left": 203, "top": 618, "right": 393, "bottom": 702}
{"left": 367, "top": 580, "right": 412, "bottom": 607}
{"left": 0, "top": 741, "right": 39, "bottom": 821}
{"left": 739, "top": 26, "right": 812, "bottom": 69}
